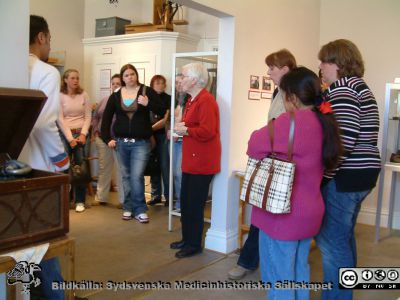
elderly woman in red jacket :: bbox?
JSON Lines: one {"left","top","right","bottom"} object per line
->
{"left": 170, "top": 63, "right": 221, "bottom": 258}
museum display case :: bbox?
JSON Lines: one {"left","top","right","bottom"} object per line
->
{"left": 375, "top": 83, "right": 400, "bottom": 241}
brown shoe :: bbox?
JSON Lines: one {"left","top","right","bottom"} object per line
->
{"left": 170, "top": 240, "right": 185, "bottom": 249}
{"left": 148, "top": 196, "right": 162, "bottom": 206}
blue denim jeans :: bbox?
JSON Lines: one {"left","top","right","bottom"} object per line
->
{"left": 60, "top": 132, "right": 89, "bottom": 204}
{"left": 172, "top": 140, "right": 182, "bottom": 208}
{"left": 38, "top": 258, "right": 64, "bottom": 299}
{"left": 116, "top": 139, "right": 150, "bottom": 216}
{"left": 150, "top": 131, "right": 170, "bottom": 199}
{"left": 238, "top": 224, "right": 259, "bottom": 270}
{"left": 259, "top": 229, "right": 312, "bottom": 300}
{"left": 315, "top": 179, "right": 370, "bottom": 300}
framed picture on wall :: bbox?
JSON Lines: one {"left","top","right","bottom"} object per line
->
{"left": 137, "top": 68, "right": 145, "bottom": 84}
{"left": 99, "top": 69, "right": 111, "bottom": 89}
{"left": 249, "top": 75, "right": 260, "bottom": 90}
{"left": 262, "top": 76, "right": 274, "bottom": 92}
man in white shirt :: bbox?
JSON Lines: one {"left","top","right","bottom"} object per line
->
{"left": 19, "top": 16, "right": 69, "bottom": 172}
{"left": 20, "top": 15, "right": 70, "bottom": 300}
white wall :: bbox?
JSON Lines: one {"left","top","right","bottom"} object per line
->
{"left": 320, "top": 0, "right": 400, "bottom": 227}
{"left": 83, "top": 0, "right": 218, "bottom": 49}
{"left": 0, "top": 0, "right": 29, "bottom": 88}
{"left": 30, "top": 0, "right": 85, "bottom": 77}
{"left": 190, "top": 0, "right": 321, "bottom": 171}
{"left": 174, "top": 7, "right": 219, "bottom": 51}
{"left": 84, "top": 0, "right": 150, "bottom": 38}
{"left": 0, "top": 0, "right": 29, "bottom": 295}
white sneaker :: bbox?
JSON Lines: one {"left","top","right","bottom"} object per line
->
{"left": 135, "top": 213, "right": 149, "bottom": 223}
{"left": 94, "top": 195, "right": 107, "bottom": 205}
{"left": 122, "top": 211, "right": 132, "bottom": 220}
{"left": 228, "top": 265, "right": 251, "bottom": 280}
{"left": 75, "top": 203, "right": 85, "bottom": 213}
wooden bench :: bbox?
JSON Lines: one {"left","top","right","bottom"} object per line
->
{"left": 0, "top": 236, "right": 75, "bottom": 300}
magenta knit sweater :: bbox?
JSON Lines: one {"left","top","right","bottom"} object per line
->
{"left": 250, "top": 109, "right": 325, "bottom": 241}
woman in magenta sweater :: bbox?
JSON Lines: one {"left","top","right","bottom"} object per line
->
{"left": 249, "top": 67, "right": 342, "bottom": 300}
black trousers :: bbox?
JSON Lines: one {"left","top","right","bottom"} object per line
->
{"left": 180, "top": 172, "right": 214, "bottom": 249}
{"left": 237, "top": 224, "right": 259, "bottom": 270}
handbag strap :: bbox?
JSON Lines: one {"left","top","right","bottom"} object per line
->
{"left": 268, "top": 112, "right": 295, "bottom": 161}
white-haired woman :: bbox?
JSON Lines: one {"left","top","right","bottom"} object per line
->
{"left": 170, "top": 63, "right": 221, "bottom": 258}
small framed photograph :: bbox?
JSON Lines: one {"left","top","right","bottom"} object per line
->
{"left": 261, "top": 92, "right": 273, "bottom": 100}
{"left": 137, "top": 68, "right": 145, "bottom": 84}
{"left": 250, "top": 75, "right": 260, "bottom": 90}
{"left": 248, "top": 90, "right": 261, "bottom": 101}
{"left": 262, "top": 76, "right": 275, "bottom": 92}
{"left": 99, "top": 69, "right": 111, "bottom": 89}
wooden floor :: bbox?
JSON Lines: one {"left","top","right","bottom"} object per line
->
{"left": 67, "top": 192, "right": 400, "bottom": 300}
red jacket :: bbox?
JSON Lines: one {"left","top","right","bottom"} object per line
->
{"left": 182, "top": 89, "right": 221, "bottom": 174}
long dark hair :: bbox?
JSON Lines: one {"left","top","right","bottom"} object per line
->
{"left": 120, "top": 64, "right": 140, "bottom": 86}
{"left": 280, "top": 67, "right": 343, "bottom": 170}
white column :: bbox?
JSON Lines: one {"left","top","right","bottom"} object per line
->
{"left": 0, "top": 0, "right": 29, "bottom": 88}
{"left": 0, "top": 0, "right": 29, "bottom": 296}
{"left": 205, "top": 16, "right": 238, "bottom": 254}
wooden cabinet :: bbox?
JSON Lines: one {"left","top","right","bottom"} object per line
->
{"left": 0, "top": 88, "right": 69, "bottom": 251}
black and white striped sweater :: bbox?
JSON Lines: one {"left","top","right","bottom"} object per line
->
{"left": 324, "top": 76, "right": 381, "bottom": 192}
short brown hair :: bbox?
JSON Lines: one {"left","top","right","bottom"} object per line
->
{"left": 318, "top": 39, "right": 364, "bottom": 78}
{"left": 265, "top": 49, "right": 297, "bottom": 70}
{"left": 111, "top": 73, "right": 120, "bottom": 80}
{"left": 60, "top": 69, "right": 83, "bottom": 94}
{"left": 120, "top": 64, "right": 140, "bottom": 86}
{"left": 150, "top": 75, "right": 166, "bottom": 88}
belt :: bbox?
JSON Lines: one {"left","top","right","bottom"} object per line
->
{"left": 117, "top": 138, "right": 147, "bottom": 143}
{"left": 70, "top": 128, "right": 81, "bottom": 134}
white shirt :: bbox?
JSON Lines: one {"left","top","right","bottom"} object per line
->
{"left": 18, "top": 54, "right": 69, "bottom": 172}
{"left": 268, "top": 89, "right": 286, "bottom": 121}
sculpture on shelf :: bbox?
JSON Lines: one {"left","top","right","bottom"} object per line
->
{"left": 125, "top": 0, "right": 188, "bottom": 34}
{"left": 157, "top": 1, "right": 180, "bottom": 26}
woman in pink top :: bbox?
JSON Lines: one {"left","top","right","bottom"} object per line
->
{"left": 249, "top": 67, "right": 342, "bottom": 300}
{"left": 58, "top": 69, "right": 92, "bottom": 213}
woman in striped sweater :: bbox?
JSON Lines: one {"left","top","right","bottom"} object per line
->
{"left": 316, "top": 39, "right": 381, "bottom": 300}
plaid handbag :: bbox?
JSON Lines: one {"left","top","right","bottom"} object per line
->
{"left": 240, "top": 113, "right": 295, "bottom": 214}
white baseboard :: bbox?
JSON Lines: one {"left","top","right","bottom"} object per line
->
{"left": 357, "top": 207, "right": 400, "bottom": 229}
{"left": 205, "top": 228, "right": 238, "bottom": 254}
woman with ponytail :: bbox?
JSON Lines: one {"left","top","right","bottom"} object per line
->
{"left": 248, "top": 67, "right": 342, "bottom": 300}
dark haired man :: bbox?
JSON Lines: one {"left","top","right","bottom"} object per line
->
{"left": 20, "top": 15, "right": 69, "bottom": 174}
{"left": 19, "top": 15, "right": 70, "bottom": 300}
